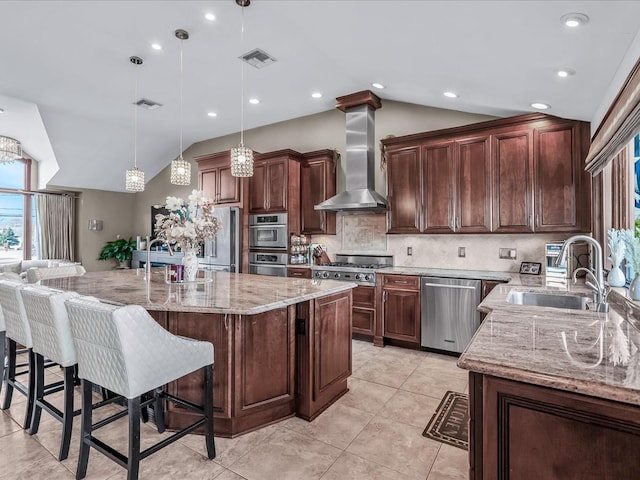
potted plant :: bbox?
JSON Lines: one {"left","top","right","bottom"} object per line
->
{"left": 99, "top": 237, "right": 137, "bottom": 268}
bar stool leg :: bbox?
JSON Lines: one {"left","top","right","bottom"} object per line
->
{"left": 77, "top": 379, "right": 93, "bottom": 480}
{"left": 127, "top": 396, "right": 141, "bottom": 480}
{"left": 204, "top": 364, "right": 215, "bottom": 460}
{"left": 0, "top": 331, "right": 5, "bottom": 398}
{"left": 23, "top": 349, "right": 36, "bottom": 430}
{"left": 59, "top": 366, "right": 75, "bottom": 460}
{"left": 29, "top": 353, "right": 45, "bottom": 434}
{"left": 154, "top": 387, "right": 165, "bottom": 433}
{"left": 1, "top": 339, "right": 16, "bottom": 410}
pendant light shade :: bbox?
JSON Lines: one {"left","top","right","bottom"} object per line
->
{"left": 231, "top": 1, "right": 253, "bottom": 177}
{"left": 230, "top": 145, "right": 253, "bottom": 177}
{"left": 0, "top": 136, "right": 22, "bottom": 164}
{"left": 125, "top": 55, "right": 145, "bottom": 192}
{"left": 125, "top": 166, "right": 145, "bottom": 192}
{"left": 171, "top": 29, "right": 191, "bottom": 186}
{"left": 170, "top": 155, "right": 191, "bottom": 185}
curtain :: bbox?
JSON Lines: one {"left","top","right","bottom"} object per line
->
{"left": 586, "top": 58, "right": 640, "bottom": 175}
{"left": 36, "top": 194, "right": 75, "bottom": 260}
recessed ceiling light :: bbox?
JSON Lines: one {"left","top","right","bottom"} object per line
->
{"left": 443, "top": 91, "right": 458, "bottom": 98}
{"left": 311, "top": 92, "right": 323, "bottom": 99}
{"left": 561, "top": 12, "right": 589, "bottom": 28}
{"left": 0, "top": 108, "right": 4, "bottom": 114}
{"left": 249, "top": 98, "right": 260, "bottom": 105}
{"left": 556, "top": 68, "right": 575, "bottom": 78}
{"left": 150, "top": 43, "right": 163, "bottom": 51}
{"left": 531, "top": 102, "right": 551, "bottom": 110}
{"left": 204, "top": 13, "right": 216, "bottom": 21}
{"left": 207, "top": 112, "right": 217, "bottom": 118}
{"left": 372, "top": 83, "right": 385, "bottom": 89}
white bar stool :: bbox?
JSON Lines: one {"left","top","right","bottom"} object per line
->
{"left": 65, "top": 297, "right": 215, "bottom": 480}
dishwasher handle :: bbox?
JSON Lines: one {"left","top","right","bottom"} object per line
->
{"left": 423, "top": 282, "right": 477, "bottom": 291}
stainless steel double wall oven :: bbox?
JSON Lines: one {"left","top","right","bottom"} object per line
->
{"left": 248, "top": 213, "right": 288, "bottom": 277}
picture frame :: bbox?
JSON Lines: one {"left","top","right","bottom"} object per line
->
{"left": 519, "top": 261, "right": 542, "bottom": 275}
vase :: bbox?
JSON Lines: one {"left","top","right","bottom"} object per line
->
{"left": 182, "top": 248, "right": 199, "bottom": 282}
{"left": 629, "top": 274, "right": 640, "bottom": 301}
{"left": 607, "top": 265, "right": 626, "bottom": 287}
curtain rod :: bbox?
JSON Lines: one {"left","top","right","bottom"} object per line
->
{"left": 0, "top": 187, "right": 79, "bottom": 198}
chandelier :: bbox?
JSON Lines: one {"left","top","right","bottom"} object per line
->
{"left": 125, "top": 56, "right": 145, "bottom": 192}
{"left": 231, "top": 0, "right": 254, "bottom": 177}
{"left": 0, "top": 136, "right": 22, "bottom": 164}
{"left": 170, "top": 29, "right": 191, "bottom": 186}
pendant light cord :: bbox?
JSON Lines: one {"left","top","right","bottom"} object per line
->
{"left": 133, "top": 63, "right": 138, "bottom": 169}
{"left": 240, "top": 4, "right": 245, "bottom": 146}
{"left": 179, "top": 37, "right": 184, "bottom": 158}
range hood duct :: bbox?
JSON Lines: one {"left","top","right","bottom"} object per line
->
{"left": 315, "top": 91, "right": 387, "bottom": 211}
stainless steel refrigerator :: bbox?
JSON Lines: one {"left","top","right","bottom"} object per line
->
{"left": 200, "top": 207, "right": 241, "bottom": 272}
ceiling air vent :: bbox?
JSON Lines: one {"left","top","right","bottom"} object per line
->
{"left": 240, "top": 48, "right": 277, "bottom": 69}
{"left": 135, "top": 98, "right": 163, "bottom": 110}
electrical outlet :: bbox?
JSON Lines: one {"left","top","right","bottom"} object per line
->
{"left": 407, "top": 246, "right": 413, "bottom": 256}
{"left": 499, "top": 247, "right": 517, "bottom": 259}
{"left": 458, "top": 247, "right": 465, "bottom": 258}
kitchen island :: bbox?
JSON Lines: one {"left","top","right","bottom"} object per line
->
{"left": 44, "top": 268, "right": 356, "bottom": 437}
{"left": 458, "top": 281, "right": 640, "bottom": 479}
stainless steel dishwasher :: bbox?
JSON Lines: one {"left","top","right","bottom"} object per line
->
{"left": 421, "top": 276, "right": 481, "bottom": 353}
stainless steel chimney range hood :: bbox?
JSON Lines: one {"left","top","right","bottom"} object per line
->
{"left": 315, "top": 90, "right": 387, "bottom": 212}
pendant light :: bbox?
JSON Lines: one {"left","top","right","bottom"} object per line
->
{"left": 170, "top": 29, "right": 191, "bottom": 185}
{"left": 125, "top": 56, "right": 145, "bottom": 192}
{"left": 231, "top": 0, "right": 254, "bottom": 177}
{"left": 0, "top": 136, "right": 22, "bottom": 164}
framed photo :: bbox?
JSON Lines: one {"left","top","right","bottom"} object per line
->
{"left": 519, "top": 261, "right": 541, "bottom": 275}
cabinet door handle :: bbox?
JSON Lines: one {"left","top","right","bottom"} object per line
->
{"left": 455, "top": 216, "right": 459, "bottom": 229}
{"left": 536, "top": 213, "right": 540, "bottom": 225}
{"left": 394, "top": 280, "right": 408, "bottom": 284}
{"left": 224, "top": 314, "right": 229, "bottom": 331}
{"left": 383, "top": 291, "right": 387, "bottom": 302}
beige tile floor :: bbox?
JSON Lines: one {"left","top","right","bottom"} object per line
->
{"left": 0, "top": 340, "right": 469, "bottom": 480}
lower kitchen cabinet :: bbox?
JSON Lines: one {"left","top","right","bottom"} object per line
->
{"left": 469, "top": 373, "right": 640, "bottom": 480}
{"left": 352, "top": 285, "right": 376, "bottom": 337}
{"left": 380, "top": 274, "right": 421, "bottom": 346}
{"left": 288, "top": 267, "right": 312, "bottom": 279}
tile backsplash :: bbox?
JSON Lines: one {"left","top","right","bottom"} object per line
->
{"left": 311, "top": 212, "right": 575, "bottom": 273}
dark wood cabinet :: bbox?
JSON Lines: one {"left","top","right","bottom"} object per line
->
{"left": 386, "top": 146, "right": 422, "bottom": 234}
{"left": 352, "top": 285, "right": 376, "bottom": 337}
{"left": 380, "top": 274, "right": 421, "bottom": 345}
{"left": 534, "top": 121, "right": 590, "bottom": 232}
{"left": 296, "top": 291, "right": 352, "bottom": 420}
{"left": 422, "top": 141, "right": 455, "bottom": 233}
{"left": 492, "top": 128, "right": 534, "bottom": 232}
{"left": 382, "top": 113, "right": 591, "bottom": 235}
{"left": 288, "top": 267, "right": 312, "bottom": 279}
{"left": 480, "top": 280, "right": 506, "bottom": 321}
{"left": 300, "top": 150, "right": 336, "bottom": 235}
{"left": 195, "top": 151, "right": 242, "bottom": 205}
{"left": 249, "top": 150, "right": 302, "bottom": 214}
{"left": 469, "top": 373, "right": 640, "bottom": 480}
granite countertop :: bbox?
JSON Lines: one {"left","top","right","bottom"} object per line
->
{"left": 377, "top": 266, "right": 516, "bottom": 281}
{"left": 458, "top": 276, "right": 640, "bottom": 406}
{"left": 42, "top": 268, "right": 356, "bottom": 315}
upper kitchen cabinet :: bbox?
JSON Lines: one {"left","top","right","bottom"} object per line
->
{"left": 533, "top": 121, "right": 591, "bottom": 232}
{"left": 386, "top": 145, "right": 422, "bottom": 234}
{"left": 196, "top": 151, "right": 243, "bottom": 205}
{"left": 249, "top": 150, "right": 302, "bottom": 214}
{"left": 382, "top": 113, "right": 591, "bottom": 234}
{"left": 300, "top": 150, "right": 337, "bottom": 235}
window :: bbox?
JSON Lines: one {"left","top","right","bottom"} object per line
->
{"left": 0, "top": 159, "right": 35, "bottom": 261}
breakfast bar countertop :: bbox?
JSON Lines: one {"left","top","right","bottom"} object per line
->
{"left": 42, "top": 268, "right": 356, "bottom": 315}
{"left": 458, "top": 278, "right": 640, "bottom": 406}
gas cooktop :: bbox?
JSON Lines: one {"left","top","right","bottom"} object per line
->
{"left": 312, "top": 254, "right": 393, "bottom": 286}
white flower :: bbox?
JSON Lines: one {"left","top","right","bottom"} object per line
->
{"left": 608, "top": 229, "right": 626, "bottom": 267}
{"left": 153, "top": 190, "right": 221, "bottom": 251}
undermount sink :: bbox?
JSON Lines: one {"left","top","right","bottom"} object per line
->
{"left": 506, "top": 291, "right": 589, "bottom": 311}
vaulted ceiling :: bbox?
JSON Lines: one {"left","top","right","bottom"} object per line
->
{"left": 1, "top": 1, "right": 639, "bottom": 191}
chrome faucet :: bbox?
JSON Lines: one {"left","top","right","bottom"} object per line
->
{"left": 145, "top": 236, "right": 173, "bottom": 280}
{"left": 555, "top": 235, "right": 609, "bottom": 312}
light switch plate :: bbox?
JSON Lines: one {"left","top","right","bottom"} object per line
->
{"left": 458, "top": 247, "right": 465, "bottom": 258}
{"left": 499, "top": 247, "right": 516, "bottom": 259}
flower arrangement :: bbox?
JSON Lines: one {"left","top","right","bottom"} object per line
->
{"left": 154, "top": 190, "right": 221, "bottom": 251}
{"left": 621, "top": 229, "right": 640, "bottom": 274}
{"left": 607, "top": 229, "right": 626, "bottom": 268}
